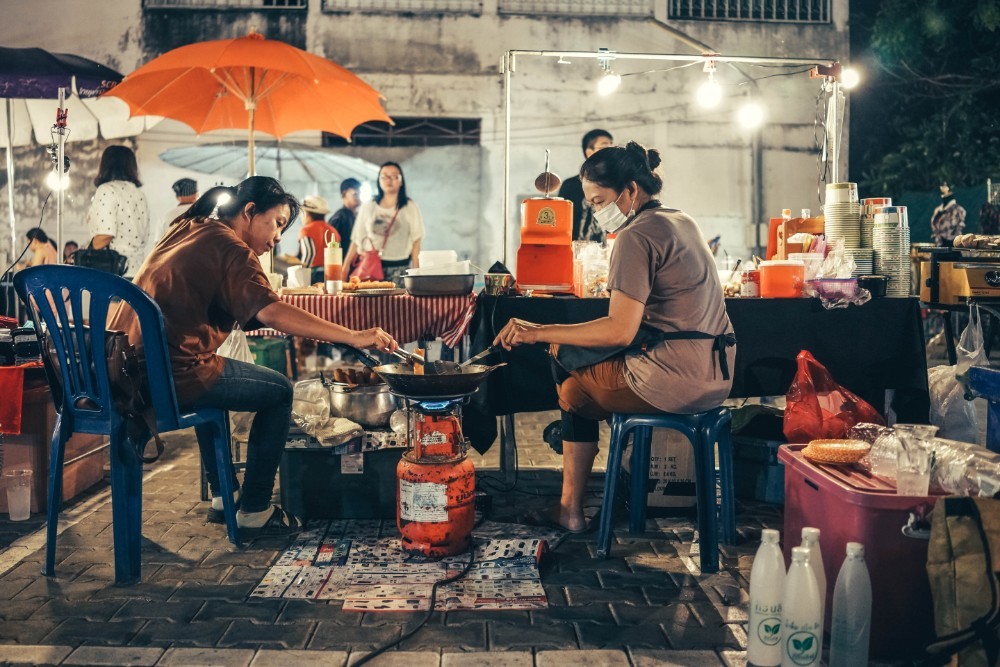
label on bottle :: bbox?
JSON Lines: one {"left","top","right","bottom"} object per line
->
{"left": 783, "top": 625, "right": 821, "bottom": 666}
{"left": 399, "top": 480, "right": 448, "bottom": 522}
{"left": 752, "top": 602, "right": 782, "bottom": 646}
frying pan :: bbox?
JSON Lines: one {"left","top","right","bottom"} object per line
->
{"left": 338, "top": 345, "right": 506, "bottom": 398}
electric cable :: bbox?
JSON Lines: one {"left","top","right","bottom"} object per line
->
{"left": 2, "top": 192, "right": 53, "bottom": 317}
{"left": 350, "top": 538, "right": 477, "bottom": 666}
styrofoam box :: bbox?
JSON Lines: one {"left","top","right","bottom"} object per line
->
{"left": 418, "top": 250, "right": 458, "bottom": 267}
{"left": 406, "top": 260, "right": 472, "bottom": 276}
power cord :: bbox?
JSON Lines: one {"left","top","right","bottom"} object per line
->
{"left": 350, "top": 538, "right": 477, "bottom": 666}
{"left": 2, "top": 192, "right": 53, "bottom": 317}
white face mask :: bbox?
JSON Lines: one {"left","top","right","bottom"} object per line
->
{"left": 592, "top": 189, "right": 634, "bottom": 234}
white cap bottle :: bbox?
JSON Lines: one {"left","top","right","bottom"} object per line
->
{"left": 781, "top": 546, "right": 823, "bottom": 667}
{"left": 829, "top": 542, "right": 872, "bottom": 667}
{"left": 800, "top": 527, "right": 826, "bottom": 632}
{"left": 748, "top": 529, "right": 786, "bottom": 666}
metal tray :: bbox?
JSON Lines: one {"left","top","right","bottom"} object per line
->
{"left": 403, "top": 274, "right": 475, "bottom": 296}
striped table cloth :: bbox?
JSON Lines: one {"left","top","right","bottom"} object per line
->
{"left": 253, "top": 293, "right": 478, "bottom": 347}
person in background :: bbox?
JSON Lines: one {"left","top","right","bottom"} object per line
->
{"left": 329, "top": 177, "right": 361, "bottom": 249}
{"left": 298, "top": 195, "right": 338, "bottom": 284}
{"left": 23, "top": 228, "right": 58, "bottom": 267}
{"left": 62, "top": 240, "right": 79, "bottom": 264}
{"left": 157, "top": 178, "right": 198, "bottom": 238}
{"left": 558, "top": 129, "right": 614, "bottom": 242}
{"left": 344, "top": 162, "right": 424, "bottom": 286}
{"left": 85, "top": 145, "right": 150, "bottom": 276}
{"left": 931, "top": 183, "right": 966, "bottom": 247}
{"left": 494, "top": 142, "right": 735, "bottom": 533}
{"left": 109, "top": 176, "right": 398, "bottom": 538}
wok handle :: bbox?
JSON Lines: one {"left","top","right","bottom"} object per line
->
{"left": 331, "top": 343, "right": 382, "bottom": 369}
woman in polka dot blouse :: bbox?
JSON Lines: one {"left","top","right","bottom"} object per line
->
{"left": 85, "top": 145, "right": 150, "bottom": 277}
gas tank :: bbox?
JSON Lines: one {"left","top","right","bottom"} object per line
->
{"left": 396, "top": 453, "right": 475, "bottom": 558}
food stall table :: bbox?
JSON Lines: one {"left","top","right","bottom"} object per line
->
{"left": 252, "top": 292, "right": 478, "bottom": 347}
{"left": 464, "top": 296, "right": 931, "bottom": 473}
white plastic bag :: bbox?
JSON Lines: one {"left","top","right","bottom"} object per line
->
{"left": 928, "top": 365, "right": 978, "bottom": 444}
{"left": 217, "top": 327, "right": 255, "bottom": 440}
{"left": 291, "top": 379, "right": 363, "bottom": 447}
{"left": 956, "top": 303, "right": 988, "bottom": 399}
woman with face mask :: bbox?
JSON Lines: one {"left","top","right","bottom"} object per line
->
{"left": 493, "top": 141, "right": 736, "bottom": 533}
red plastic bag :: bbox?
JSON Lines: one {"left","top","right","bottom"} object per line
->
{"left": 783, "top": 350, "right": 885, "bottom": 443}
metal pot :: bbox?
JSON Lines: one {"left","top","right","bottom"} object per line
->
{"left": 327, "top": 381, "right": 400, "bottom": 427}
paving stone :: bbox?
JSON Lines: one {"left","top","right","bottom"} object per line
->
{"left": 555, "top": 555, "right": 631, "bottom": 574}
{"left": 31, "top": 598, "right": 126, "bottom": 622}
{"left": 63, "top": 645, "right": 164, "bottom": 666}
{"left": 576, "top": 621, "right": 670, "bottom": 650}
{"left": 662, "top": 619, "right": 741, "bottom": 650}
{"left": 536, "top": 649, "right": 630, "bottom": 666}
{"left": 130, "top": 619, "right": 234, "bottom": 647}
{"left": 150, "top": 564, "right": 232, "bottom": 585}
{"left": 444, "top": 610, "right": 531, "bottom": 626}
{"left": 489, "top": 622, "right": 578, "bottom": 650}
{"left": 564, "top": 584, "right": 646, "bottom": 606}
{"left": 0, "top": 598, "right": 46, "bottom": 620}
{"left": 538, "top": 570, "right": 601, "bottom": 587}
{"left": 45, "top": 617, "right": 145, "bottom": 644}
{"left": 12, "top": 576, "right": 108, "bottom": 601}
{"left": 631, "top": 649, "right": 725, "bottom": 666}
{"left": 194, "top": 599, "right": 284, "bottom": 624}
{"left": 114, "top": 599, "right": 205, "bottom": 622}
{"left": 90, "top": 580, "right": 179, "bottom": 602}
{"left": 218, "top": 619, "right": 314, "bottom": 649}
{"left": 718, "top": 649, "right": 747, "bottom": 667}
{"left": 223, "top": 565, "right": 273, "bottom": 585}
{"left": 157, "top": 647, "right": 255, "bottom": 667}
{"left": 0, "top": 578, "right": 31, "bottom": 599}
{"left": 442, "top": 652, "right": 533, "bottom": 666}
{"left": 397, "top": 621, "right": 487, "bottom": 652}
{"left": 613, "top": 603, "right": 700, "bottom": 627}
{"left": 642, "top": 585, "right": 702, "bottom": 605}
{"left": 0, "top": 619, "right": 61, "bottom": 643}
{"left": 169, "top": 582, "right": 256, "bottom": 601}
{"left": 277, "top": 601, "right": 362, "bottom": 625}
{"left": 202, "top": 549, "right": 281, "bottom": 568}
{"left": 308, "top": 623, "right": 401, "bottom": 651}
{"left": 346, "top": 651, "right": 439, "bottom": 666}
{"left": 0, "top": 644, "right": 72, "bottom": 666}
{"left": 251, "top": 649, "right": 349, "bottom": 667}
{"left": 529, "top": 606, "right": 615, "bottom": 624}
{"left": 361, "top": 611, "right": 432, "bottom": 627}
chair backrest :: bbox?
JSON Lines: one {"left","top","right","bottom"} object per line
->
{"left": 13, "top": 265, "right": 182, "bottom": 433}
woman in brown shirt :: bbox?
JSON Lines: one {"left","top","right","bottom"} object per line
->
{"left": 494, "top": 143, "right": 735, "bottom": 533}
{"left": 111, "top": 177, "right": 398, "bottom": 538}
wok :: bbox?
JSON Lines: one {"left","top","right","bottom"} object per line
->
{"left": 339, "top": 345, "right": 506, "bottom": 398}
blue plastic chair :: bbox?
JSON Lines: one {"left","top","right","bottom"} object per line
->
{"left": 14, "top": 265, "right": 241, "bottom": 585}
{"left": 596, "top": 408, "right": 736, "bottom": 573}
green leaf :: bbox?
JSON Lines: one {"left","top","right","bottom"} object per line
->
{"left": 793, "top": 639, "right": 803, "bottom": 651}
{"left": 802, "top": 636, "right": 814, "bottom": 651}
{"left": 765, "top": 624, "right": 779, "bottom": 634}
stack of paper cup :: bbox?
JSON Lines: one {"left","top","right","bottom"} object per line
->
{"left": 861, "top": 197, "right": 891, "bottom": 248}
{"left": 824, "top": 183, "right": 861, "bottom": 249}
{"left": 324, "top": 245, "right": 343, "bottom": 295}
{"left": 872, "top": 206, "right": 911, "bottom": 297}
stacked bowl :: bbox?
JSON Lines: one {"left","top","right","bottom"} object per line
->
{"left": 845, "top": 248, "right": 874, "bottom": 277}
{"left": 861, "top": 197, "right": 892, "bottom": 248}
{"left": 824, "top": 183, "right": 861, "bottom": 249}
{"left": 872, "top": 206, "right": 911, "bottom": 297}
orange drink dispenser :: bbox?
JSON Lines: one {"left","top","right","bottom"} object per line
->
{"left": 759, "top": 259, "right": 806, "bottom": 298}
{"left": 516, "top": 160, "right": 574, "bottom": 293}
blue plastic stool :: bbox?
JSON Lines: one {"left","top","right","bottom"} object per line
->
{"left": 596, "top": 408, "right": 736, "bottom": 573}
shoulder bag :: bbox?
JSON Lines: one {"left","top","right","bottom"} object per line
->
{"left": 72, "top": 241, "right": 128, "bottom": 276}
{"left": 350, "top": 208, "right": 400, "bottom": 282}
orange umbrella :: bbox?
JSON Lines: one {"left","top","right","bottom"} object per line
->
{"left": 104, "top": 30, "right": 391, "bottom": 174}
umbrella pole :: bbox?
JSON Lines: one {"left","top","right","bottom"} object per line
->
{"left": 55, "top": 87, "right": 67, "bottom": 263}
{"left": 5, "top": 99, "right": 16, "bottom": 272}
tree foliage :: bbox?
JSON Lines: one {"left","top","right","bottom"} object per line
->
{"left": 857, "top": 0, "right": 1000, "bottom": 196}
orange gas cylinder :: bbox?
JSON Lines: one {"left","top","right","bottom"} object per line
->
{"left": 396, "top": 453, "right": 475, "bottom": 557}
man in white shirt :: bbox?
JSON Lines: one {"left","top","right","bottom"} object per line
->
{"left": 151, "top": 178, "right": 198, "bottom": 252}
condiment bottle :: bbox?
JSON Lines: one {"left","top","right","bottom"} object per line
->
{"left": 800, "top": 527, "right": 826, "bottom": 632}
{"left": 324, "top": 241, "right": 343, "bottom": 295}
{"left": 781, "top": 546, "right": 823, "bottom": 667}
{"left": 748, "top": 528, "right": 786, "bottom": 666}
{"left": 829, "top": 542, "right": 871, "bottom": 667}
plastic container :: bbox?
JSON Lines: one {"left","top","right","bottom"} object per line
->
{"left": 857, "top": 275, "right": 888, "bottom": 297}
{"left": 748, "top": 529, "right": 786, "bottom": 666}
{"left": 406, "top": 260, "right": 472, "bottom": 276}
{"left": 418, "top": 250, "right": 458, "bottom": 268}
{"left": 778, "top": 444, "right": 939, "bottom": 659}
{"left": 809, "top": 278, "right": 857, "bottom": 300}
{"left": 4, "top": 469, "right": 32, "bottom": 521}
{"left": 759, "top": 260, "right": 805, "bottom": 298}
{"left": 740, "top": 269, "right": 761, "bottom": 298}
{"left": 788, "top": 252, "right": 825, "bottom": 280}
{"left": 829, "top": 542, "right": 872, "bottom": 667}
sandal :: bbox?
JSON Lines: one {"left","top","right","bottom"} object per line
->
{"left": 516, "top": 508, "right": 590, "bottom": 535}
{"left": 238, "top": 506, "right": 304, "bottom": 540}
{"left": 207, "top": 491, "right": 241, "bottom": 524}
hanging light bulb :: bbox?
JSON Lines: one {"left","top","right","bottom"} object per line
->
{"left": 696, "top": 73, "right": 723, "bottom": 108}
{"left": 45, "top": 170, "right": 69, "bottom": 191}
{"left": 841, "top": 67, "right": 861, "bottom": 90}
{"left": 359, "top": 180, "right": 374, "bottom": 203}
{"left": 736, "top": 100, "right": 766, "bottom": 129}
{"left": 596, "top": 47, "right": 620, "bottom": 96}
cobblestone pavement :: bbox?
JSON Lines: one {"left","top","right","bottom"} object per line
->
{"left": 0, "top": 410, "right": 914, "bottom": 666}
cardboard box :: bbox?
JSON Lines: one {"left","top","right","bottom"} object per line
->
{"left": 0, "top": 384, "right": 108, "bottom": 515}
{"left": 623, "top": 428, "right": 697, "bottom": 512}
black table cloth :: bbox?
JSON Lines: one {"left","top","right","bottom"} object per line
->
{"left": 463, "top": 296, "right": 930, "bottom": 452}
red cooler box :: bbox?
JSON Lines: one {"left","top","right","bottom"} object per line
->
{"left": 778, "top": 444, "right": 940, "bottom": 660}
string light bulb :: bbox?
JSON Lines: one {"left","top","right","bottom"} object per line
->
{"left": 45, "top": 171, "right": 69, "bottom": 191}
{"left": 736, "top": 100, "right": 766, "bottom": 129}
{"left": 596, "top": 48, "right": 620, "bottom": 96}
{"left": 695, "top": 58, "right": 722, "bottom": 108}
{"left": 841, "top": 67, "right": 861, "bottom": 90}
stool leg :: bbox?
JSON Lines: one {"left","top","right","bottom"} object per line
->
{"left": 42, "top": 413, "right": 72, "bottom": 577}
{"left": 691, "top": 427, "right": 719, "bottom": 574}
{"left": 597, "top": 417, "right": 627, "bottom": 559}
{"left": 713, "top": 421, "right": 737, "bottom": 546}
{"left": 211, "top": 413, "right": 241, "bottom": 547}
{"left": 629, "top": 426, "right": 652, "bottom": 534}
{"left": 109, "top": 422, "right": 142, "bottom": 585}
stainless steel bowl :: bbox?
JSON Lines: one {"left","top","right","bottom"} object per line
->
{"left": 403, "top": 274, "right": 475, "bottom": 296}
{"left": 328, "top": 382, "right": 400, "bottom": 427}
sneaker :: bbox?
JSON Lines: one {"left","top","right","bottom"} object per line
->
{"left": 543, "top": 419, "right": 563, "bottom": 455}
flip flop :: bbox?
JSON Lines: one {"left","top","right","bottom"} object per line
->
{"left": 516, "top": 508, "right": 590, "bottom": 535}
{"left": 238, "top": 506, "right": 304, "bottom": 540}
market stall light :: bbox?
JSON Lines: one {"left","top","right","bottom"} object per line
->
{"left": 841, "top": 67, "right": 861, "bottom": 90}
{"left": 736, "top": 100, "right": 766, "bottom": 129}
{"left": 45, "top": 170, "right": 69, "bottom": 191}
{"left": 597, "top": 71, "right": 622, "bottom": 96}
{"left": 359, "top": 180, "right": 373, "bottom": 203}
{"left": 696, "top": 73, "right": 722, "bottom": 108}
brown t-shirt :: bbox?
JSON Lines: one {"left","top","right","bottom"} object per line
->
{"left": 109, "top": 217, "right": 279, "bottom": 405}
{"left": 608, "top": 205, "right": 735, "bottom": 413}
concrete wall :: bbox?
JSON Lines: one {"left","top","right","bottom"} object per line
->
{"left": 0, "top": 0, "right": 849, "bottom": 273}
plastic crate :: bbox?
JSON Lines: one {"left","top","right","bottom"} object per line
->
{"left": 733, "top": 436, "right": 784, "bottom": 504}
{"left": 778, "top": 444, "right": 941, "bottom": 660}
{"left": 247, "top": 337, "right": 288, "bottom": 375}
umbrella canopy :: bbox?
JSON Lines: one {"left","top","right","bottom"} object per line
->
{"left": 159, "top": 141, "right": 379, "bottom": 184}
{"left": 105, "top": 31, "right": 392, "bottom": 175}
{"left": 0, "top": 47, "right": 125, "bottom": 267}
{"left": 1, "top": 94, "right": 158, "bottom": 147}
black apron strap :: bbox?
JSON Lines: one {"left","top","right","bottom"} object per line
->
{"left": 640, "top": 329, "right": 738, "bottom": 381}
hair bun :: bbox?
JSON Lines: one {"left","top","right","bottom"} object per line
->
{"left": 646, "top": 148, "right": 662, "bottom": 171}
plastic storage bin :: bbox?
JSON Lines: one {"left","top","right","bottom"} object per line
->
{"left": 778, "top": 444, "right": 940, "bottom": 660}
{"left": 248, "top": 337, "right": 288, "bottom": 375}
{"left": 759, "top": 260, "right": 805, "bottom": 298}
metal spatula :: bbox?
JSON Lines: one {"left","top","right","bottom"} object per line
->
{"left": 459, "top": 344, "right": 500, "bottom": 369}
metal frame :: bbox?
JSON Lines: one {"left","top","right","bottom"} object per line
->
{"left": 499, "top": 49, "right": 840, "bottom": 265}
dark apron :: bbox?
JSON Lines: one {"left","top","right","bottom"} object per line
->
{"left": 553, "top": 325, "right": 737, "bottom": 381}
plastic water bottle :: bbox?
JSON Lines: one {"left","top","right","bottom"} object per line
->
{"left": 781, "top": 546, "right": 823, "bottom": 667}
{"left": 748, "top": 528, "right": 786, "bottom": 666}
{"left": 800, "top": 527, "right": 826, "bottom": 631}
{"left": 829, "top": 542, "right": 872, "bottom": 667}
